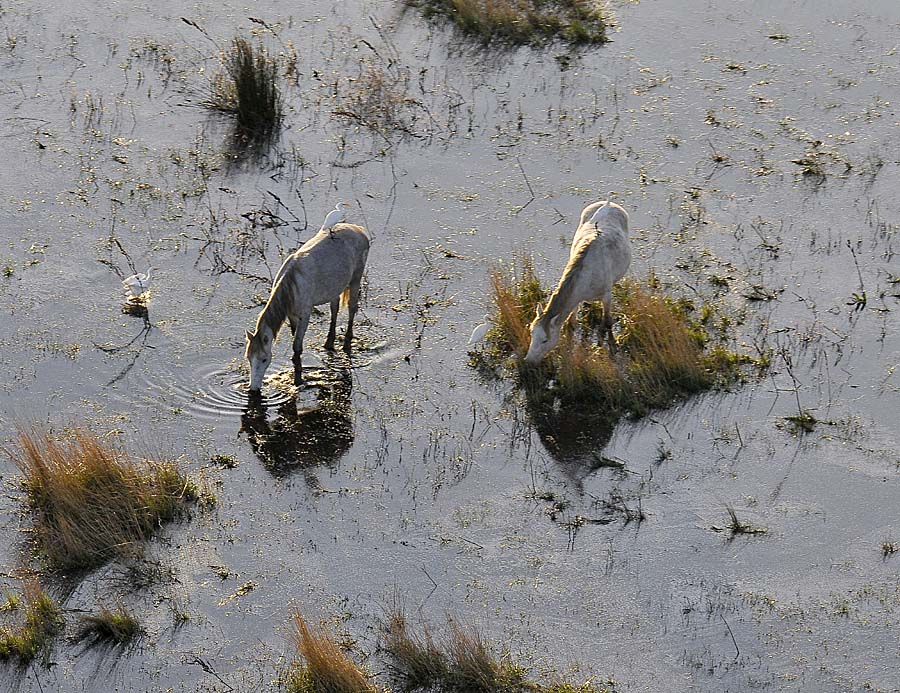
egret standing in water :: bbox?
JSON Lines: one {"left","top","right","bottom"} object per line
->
{"left": 322, "top": 202, "right": 354, "bottom": 239}
{"left": 122, "top": 269, "right": 152, "bottom": 300}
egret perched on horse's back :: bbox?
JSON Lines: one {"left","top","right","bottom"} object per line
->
{"left": 468, "top": 314, "right": 492, "bottom": 345}
{"left": 122, "top": 269, "right": 152, "bottom": 299}
{"left": 322, "top": 202, "right": 354, "bottom": 238}
{"left": 245, "top": 222, "right": 370, "bottom": 392}
{"left": 524, "top": 198, "right": 631, "bottom": 365}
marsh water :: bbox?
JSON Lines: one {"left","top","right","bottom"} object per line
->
{"left": 1, "top": 0, "right": 898, "bottom": 691}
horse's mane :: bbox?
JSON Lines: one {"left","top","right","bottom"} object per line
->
{"left": 543, "top": 233, "right": 595, "bottom": 320}
{"left": 255, "top": 267, "right": 298, "bottom": 337}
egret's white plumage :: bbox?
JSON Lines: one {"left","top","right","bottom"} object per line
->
{"left": 122, "top": 269, "right": 152, "bottom": 298}
{"left": 322, "top": 202, "right": 354, "bottom": 232}
{"left": 468, "top": 314, "right": 492, "bottom": 345}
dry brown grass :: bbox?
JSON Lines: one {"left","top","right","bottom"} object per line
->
{"left": 490, "top": 257, "right": 547, "bottom": 359}
{"left": 411, "top": 0, "right": 609, "bottom": 46}
{"left": 10, "top": 426, "right": 198, "bottom": 571}
{"left": 287, "top": 613, "right": 376, "bottom": 693}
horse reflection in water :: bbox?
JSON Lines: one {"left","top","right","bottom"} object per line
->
{"left": 240, "top": 368, "right": 354, "bottom": 483}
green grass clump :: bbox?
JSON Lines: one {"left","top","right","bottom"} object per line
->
{"left": 287, "top": 613, "right": 376, "bottom": 693}
{"left": 474, "top": 260, "right": 760, "bottom": 425}
{"left": 0, "top": 581, "right": 63, "bottom": 664}
{"left": 409, "top": 0, "right": 609, "bottom": 46}
{"left": 10, "top": 426, "right": 198, "bottom": 571}
{"left": 206, "top": 37, "right": 282, "bottom": 140}
{"left": 74, "top": 605, "right": 142, "bottom": 646}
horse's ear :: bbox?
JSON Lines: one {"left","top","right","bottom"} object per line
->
{"left": 535, "top": 304, "right": 544, "bottom": 319}
{"left": 549, "top": 314, "right": 561, "bottom": 330}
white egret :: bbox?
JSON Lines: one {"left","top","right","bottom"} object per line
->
{"left": 468, "top": 314, "right": 492, "bottom": 345}
{"left": 122, "top": 269, "right": 152, "bottom": 299}
{"left": 322, "top": 202, "right": 354, "bottom": 238}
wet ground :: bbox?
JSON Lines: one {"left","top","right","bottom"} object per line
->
{"left": 1, "top": 0, "right": 898, "bottom": 691}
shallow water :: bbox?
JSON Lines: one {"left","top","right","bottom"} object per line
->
{"left": 1, "top": 0, "right": 898, "bottom": 691}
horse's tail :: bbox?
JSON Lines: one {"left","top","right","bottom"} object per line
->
{"left": 340, "top": 286, "right": 351, "bottom": 311}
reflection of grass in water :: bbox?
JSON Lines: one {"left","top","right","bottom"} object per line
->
{"left": 287, "top": 613, "right": 375, "bottom": 693}
{"left": 205, "top": 37, "right": 282, "bottom": 141}
{"left": 11, "top": 426, "right": 198, "bottom": 571}
{"left": 384, "top": 607, "right": 614, "bottom": 692}
{"left": 473, "top": 259, "right": 762, "bottom": 422}
{"left": 408, "top": 0, "right": 609, "bottom": 46}
{"left": 0, "top": 581, "right": 63, "bottom": 664}
{"left": 74, "top": 604, "right": 142, "bottom": 647}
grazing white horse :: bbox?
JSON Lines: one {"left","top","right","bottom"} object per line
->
{"left": 524, "top": 200, "right": 631, "bottom": 365}
{"left": 245, "top": 223, "right": 370, "bottom": 391}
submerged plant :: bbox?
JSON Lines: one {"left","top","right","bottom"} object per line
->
{"left": 206, "top": 37, "right": 282, "bottom": 141}
{"left": 408, "top": 0, "right": 609, "bottom": 46}
{"left": 0, "top": 581, "right": 63, "bottom": 664}
{"left": 10, "top": 426, "right": 198, "bottom": 571}
{"left": 287, "top": 613, "right": 376, "bottom": 693}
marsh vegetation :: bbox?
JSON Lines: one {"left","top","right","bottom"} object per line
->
{"left": 205, "top": 37, "right": 283, "bottom": 143}
{"left": 0, "top": 582, "right": 62, "bottom": 664}
{"left": 10, "top": 427, "right": 198, "bottom": 571}
{"left": 407, "top": 0, "right": 609, "bottom": 45}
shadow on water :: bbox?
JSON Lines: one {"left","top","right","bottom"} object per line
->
{"left": 239, "top": 368, "right": 354, "bottom": 480}
{"left": 517, "top": 367, "right": 619, "bottom": 487}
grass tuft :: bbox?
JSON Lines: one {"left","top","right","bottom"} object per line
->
{"left": 0, "top": 581, "right": 63, "bottom": 664}
{"left": 382, "top": 609, "right": 615, "bottom": 692}
{"left": 74, "top": 604, "right": 142, "bottom": 646}
{"left": 287, "top": 613, "right": 376, "bottom": 693}
{"left": 206, "top": 37, "right": 282, "bottom": 141}
{"left": 10, "top": 426, "right": 198, "bottom": 571}
{"left": 723, "top": 505, "right": 767, "bottom": 537}
{"left": 409, "top": 0, "right": 609, "bottom": 46}
{"left": 445, "top": 619, "right": 527, "bottom": 692}
{"left": 384, "top": 611, "right": 449, "bottom": 690}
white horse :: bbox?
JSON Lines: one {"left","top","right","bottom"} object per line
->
{"left": 245, "top": 223, "right": 370, "bottom": 391}
{"left": 524, "top": 200, "right": 631, "bottom": 365}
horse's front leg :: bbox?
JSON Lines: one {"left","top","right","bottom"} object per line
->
{"left": 324, "top": 297, "right": 339, "bottom": 351}
{"left": 292, "top": 311, "right": 310, "bottom": 384}
{"left": 343, "top": 278, "right": 361, "bottom": 353}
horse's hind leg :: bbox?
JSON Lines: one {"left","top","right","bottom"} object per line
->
{"left": 324, "top": 298, "right": 339, "bottom": 351}
{"left": 343, "top": 275, "right": 362, "bottom": 353}
{"left": 602, "top": 290, "right": 617, "bottom": 354}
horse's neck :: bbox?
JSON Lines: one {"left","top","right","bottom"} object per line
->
{"left": 545, "top": 267, "right": 587, "bottom": 323}
{"left": 258, "top": 283, "right": 290, "bottom": 337}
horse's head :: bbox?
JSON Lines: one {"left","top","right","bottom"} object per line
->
{"left": 245, "top": 327, "right": 273, "bottom": 392}
{"left": 524, "top": 304, "right": 562, "bottom": 366}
